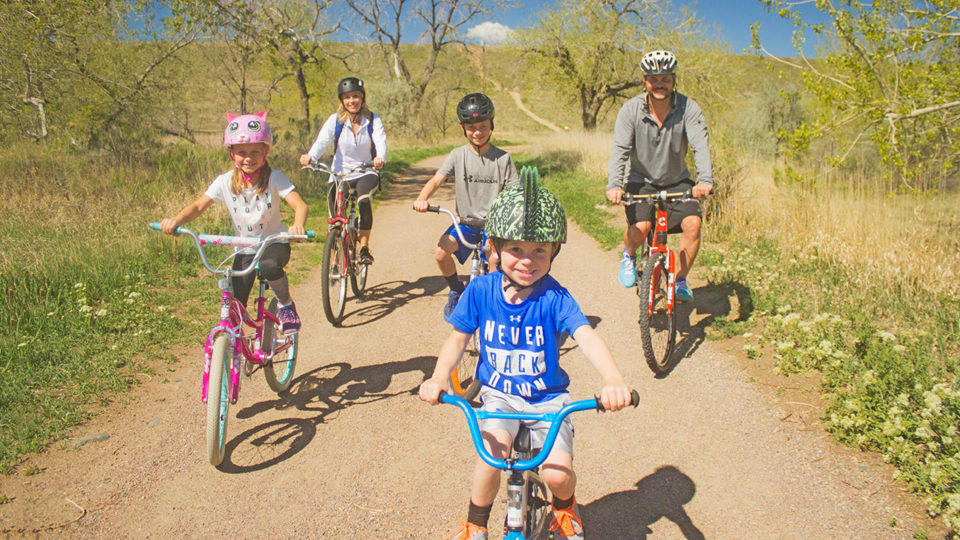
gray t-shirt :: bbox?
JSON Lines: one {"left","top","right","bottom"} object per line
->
{"left": 205, "top": 169, "right": 295, "bottom": 253}
{"left": 606, "top": 91, "right": 713, "bottom": 191}
{"left": 438, "top": 144, "right": 519, "bottom": 219}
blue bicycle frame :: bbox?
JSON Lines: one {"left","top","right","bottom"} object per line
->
{"left": 440, "top": 390, "right": 639, "bottom": 539}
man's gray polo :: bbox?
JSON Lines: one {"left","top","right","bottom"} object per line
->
{"left": 606, "top": 91, "right": 713, "bottom": 191}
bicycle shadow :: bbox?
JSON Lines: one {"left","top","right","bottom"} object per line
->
{"left": 582, "top": 465, "right": 704, "bottom": 539}
{"left": 647, "top": 282, "right": 753, "bottom": 378}
{"left": 219, "top": 356, "right": 433, "bottom": 473}
{"left": 335, "top": 276, "right": 447, "bottom": 328}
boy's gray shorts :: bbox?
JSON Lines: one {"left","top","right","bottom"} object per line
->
{"left": 479, "top": 386, "right": 574, "bottom": 458}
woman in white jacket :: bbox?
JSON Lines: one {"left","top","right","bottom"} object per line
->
{"left": 300, "top": 77, "right": 387, "bottom": 264}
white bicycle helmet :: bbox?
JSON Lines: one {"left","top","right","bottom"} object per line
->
{"left": 640, "top": 50, "right": 678, "bottom": 75}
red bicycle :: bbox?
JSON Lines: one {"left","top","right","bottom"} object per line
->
{"left": 303, "top": 161, "right": 373, "bottom": 326}
{"left": 622, "top": 190, "right": 692, "bottom": 375}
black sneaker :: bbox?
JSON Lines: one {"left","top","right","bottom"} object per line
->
{"left": 359, "top": 246, "right": 374, "bottom": 265}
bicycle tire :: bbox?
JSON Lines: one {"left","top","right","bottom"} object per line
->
{"left": 451, "top": 336, "right": 481, "bottom": 401}
{"left": 638, "top": 254, "right": 677, "bottom": 374}
{"left": 349, "top": 233, "right": 368, "bottom": 296}
{"left": 321, "top": 229, "right": 348, "bottom": 325}
{"left": 206, "top": 334, "right": 231, "bottom": 467}
{"left": 523, "top": 471, "right": 551, "bottom": 539}
{"left": 262, "top": 298, "right": 297, "bottom": 393}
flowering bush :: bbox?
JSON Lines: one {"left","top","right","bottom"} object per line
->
{"left": 702, "top": 241, "right": 960, "bottom": 531}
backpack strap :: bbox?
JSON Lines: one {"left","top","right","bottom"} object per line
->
{"left": 368, "top": 113, "right": 377, "bottom": 160}
{"left": 333, "top": 113, "right": 378, "bottom": 161}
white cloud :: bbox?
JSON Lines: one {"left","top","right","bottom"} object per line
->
{"left": 465, "top": 22, "right": 511, "bottom": 45}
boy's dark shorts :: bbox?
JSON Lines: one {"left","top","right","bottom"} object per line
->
{"left": 624, "top": 179, "right": 701, "bottom": 234}
{"left": 443, "top": 223, "right": 484, "bottom": 264}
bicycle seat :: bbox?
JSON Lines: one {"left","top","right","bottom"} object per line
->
{"left": 513, "top": 424, "right": 540, "bottom": 455}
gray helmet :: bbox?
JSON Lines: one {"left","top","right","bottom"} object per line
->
{"left": 640, "top": 50, "right": 678, "bottom": 75}
{"left": 338, "top": 77, "right": 365, "bottom": 98}
{"left": 457, "top": 93, "right": 495, "bottom": 124}
{"left": 486, "top": 166, "right": 567, "bottom": 244}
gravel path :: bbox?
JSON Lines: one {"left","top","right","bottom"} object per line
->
{"left": 0, "top": 155, "right": 944, "bottom": 539}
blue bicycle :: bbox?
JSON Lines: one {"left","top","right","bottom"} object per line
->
{"left": 440, "top": 390, "right": 639, "bottom": 539}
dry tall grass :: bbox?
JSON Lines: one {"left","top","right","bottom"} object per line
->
{"left": 526, "top": 131, "right": 960, "bottom": 296}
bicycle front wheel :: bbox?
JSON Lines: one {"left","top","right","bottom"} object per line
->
{"left": 638, "top": 254, "right": 677, "bottom": 375}
{"left": 262, "top": 298, "right": 297, "bottom": 393}
{"left": 523, "top": 471, "right": 551, "bottom": 539}
{"left": 206, "top": 334, "right": 231, "bottom": 466}
{"left": 321, "top": 229, "right": 348, "bottom": 325}
{"left": 452, "top": 335, "right": 481, "bottom": 401}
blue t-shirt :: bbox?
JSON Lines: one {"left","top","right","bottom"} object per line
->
{"left": 448, "top": 271, "right": 590, "bottom": 403}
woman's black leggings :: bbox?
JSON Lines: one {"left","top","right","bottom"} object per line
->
{"left": 327, "top": 172, "right": 379, "bottom": 230}
{"left": 231, "top": 242, "right": 291, "bottom": 306}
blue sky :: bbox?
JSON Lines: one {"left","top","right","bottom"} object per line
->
{"left": 477, "top": 0, "right": 830, "bottom": 57}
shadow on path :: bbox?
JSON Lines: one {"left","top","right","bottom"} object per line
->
{"left": 583, "top": 465, "right": 704, "bottom": 539}
{"left": 648, "top": 282, "right": 753, "bottom": 378}
{"left": 218, "top": 356, "right": 433, "bottom": 473}
{"left": 335, "top": 276, "right": 447, "bottom": 328}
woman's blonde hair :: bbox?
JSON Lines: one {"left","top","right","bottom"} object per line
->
{"left": 337, "top": 102, "right": 372, "bottom": 124}
{"left": 230, "top": 162, "right": 271, "bottom": 195}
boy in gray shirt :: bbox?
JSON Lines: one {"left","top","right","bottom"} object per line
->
{"left": 414, "top": 93, "right": 519, "bottom": 319}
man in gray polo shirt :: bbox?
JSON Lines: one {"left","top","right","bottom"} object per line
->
{"left": 606, "top": 50, "right": 713, "bottom": 302}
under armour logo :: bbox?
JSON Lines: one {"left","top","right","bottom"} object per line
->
{"left": 510, "top": 315, "right": 522, "bottom": 323}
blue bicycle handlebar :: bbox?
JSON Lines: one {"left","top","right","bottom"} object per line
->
{"left": 439, "top": 390, "right": 639, "bottom": 471}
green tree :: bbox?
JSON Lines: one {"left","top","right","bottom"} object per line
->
{"left": 511, "top": 0, "right": 724, "bottom": 130}
{"left": 0, "top": 0, "right": 197, "bottom": 147}
{"left": 754, "top": 0, "right": 960, "bottom": 190}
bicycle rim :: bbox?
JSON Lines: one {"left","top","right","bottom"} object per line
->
{"left": 451, "top": 332, "right": 481, "bottom": 400}
{"left": 639, "top": 255, "right": 677, "bottom": 375}
{"left": 206, "top": 335, "right": 230, "bottom": 466}
{"left": 321, "top": 230, "right": 348, "bottom": 325}
{"left": 263, "top": 298, "right": 297, "bottom": 393}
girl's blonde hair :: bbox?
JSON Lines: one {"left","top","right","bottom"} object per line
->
{"left": 337, "top": 102, "right": 372, "bottom": 124}
{"left": 230, "top": 162, "right": 271, "bottom": 195}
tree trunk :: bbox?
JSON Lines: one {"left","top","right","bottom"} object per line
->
{"left": 295, "top": 63, "right": 311, "bottom": 135}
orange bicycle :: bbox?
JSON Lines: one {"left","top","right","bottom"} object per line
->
{"left": 622, "top": 190, "right": 692, "bottom": 375}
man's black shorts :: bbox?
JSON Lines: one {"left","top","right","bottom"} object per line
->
{"left": 623, "top": 179, "right": 701, "bottom": 234}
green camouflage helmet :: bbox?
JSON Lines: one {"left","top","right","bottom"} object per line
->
{"left": 486, "top": 166, "right": 567, "bottom": 243}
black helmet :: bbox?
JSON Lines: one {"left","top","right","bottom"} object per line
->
{"left": 456, "top": 93, "right": 495, "bottom": 124}
{"left": 338, "top": 77, "right": 365, "bottom": 98}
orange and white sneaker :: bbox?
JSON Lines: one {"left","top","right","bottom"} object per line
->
{"left": 548, "top": 501, "right": 584, "bottom": 539}
{"left": 446, "top": 519, "right": 488, "bottom": 540}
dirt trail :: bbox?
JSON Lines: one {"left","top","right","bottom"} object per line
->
{"left": 0, "top": 155, "right": 944, "bottom": 538}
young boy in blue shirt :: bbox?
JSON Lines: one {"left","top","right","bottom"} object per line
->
{"left": 419, "top": 167, "right": 633, "bottom": 540}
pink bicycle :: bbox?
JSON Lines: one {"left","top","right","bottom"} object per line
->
{"left": 150, "top": 223, "right": 314, "bottom": 466}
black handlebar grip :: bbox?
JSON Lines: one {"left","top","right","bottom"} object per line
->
{"left": 594, "top": 389, "right": 641, "bottom": 412}
{"left": 427, "top": 205, "right": 440, "bottom": 213}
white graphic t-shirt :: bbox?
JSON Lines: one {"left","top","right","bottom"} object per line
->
{"left": 204, "top": 169, "right": 296, "bottom": 253}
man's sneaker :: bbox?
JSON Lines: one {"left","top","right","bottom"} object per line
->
{"left": 442, "top": 289, "right": 462, "bottom": 321}
{"left": 618, "top": 250, "right": 637, "bottom": 287}
{"left": 549, "top": 501, "right": 584, "bottom": 540}
{"left": 446, "top": 520, "right": 488, "bottom": 540}
{"left": 359, "top": 246, "right": 374, "bottom": 265}
{"left": 675, "top": 277, "right": 693, "bottom": 303}
{"left": 277, "top": 302, "right": 301, "bottom": 335}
